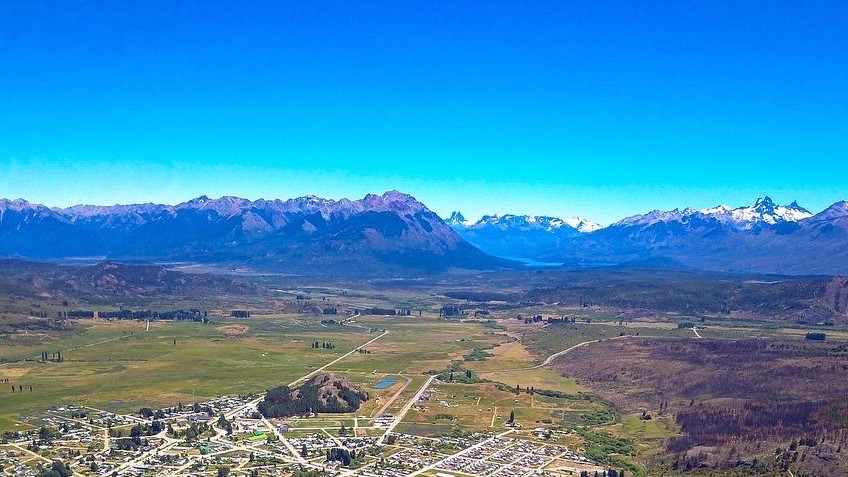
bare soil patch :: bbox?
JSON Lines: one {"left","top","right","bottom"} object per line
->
{"left": 216, "top": 324, "right": 249, "bottom": 336}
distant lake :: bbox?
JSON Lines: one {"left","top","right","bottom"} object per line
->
{"left": 505, "top": 257, "right": 564, "bottom": 267}
{"left": 375, "top": 377, "right": 397, "bottom": 389}
{"left": 506, "top": 257, "right": 621, "bottom": 268}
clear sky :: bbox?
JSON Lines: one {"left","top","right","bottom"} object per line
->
{"left": 1, "top": 1, "right": 846, "bottom": 224}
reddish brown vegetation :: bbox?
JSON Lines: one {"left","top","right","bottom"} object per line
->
{"left": 554, "top": 337, "right": 848, "bottom": 475}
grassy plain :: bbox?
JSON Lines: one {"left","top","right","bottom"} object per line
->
{"left": 0, "top": 315, "right": 370, "bottom": 428}
{"left": 4, "top": 271, "right": 848, "bottom": 476}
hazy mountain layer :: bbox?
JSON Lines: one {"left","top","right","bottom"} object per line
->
{"left": 3, "top": 193, "right": 848, "bottom": 275}
{"left": 449, "top": 197, "right": 848, "bottom": 274}
{"left": 0, "top": 191, "right": 510, "bottom": 275}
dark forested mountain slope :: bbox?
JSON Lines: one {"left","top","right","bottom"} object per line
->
{"left": 0, "top": 191, "right": 511, "bottom": 274}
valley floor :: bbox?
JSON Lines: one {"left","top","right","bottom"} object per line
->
{"left": 2, "top": 279, "right": 846, "bottom": 477}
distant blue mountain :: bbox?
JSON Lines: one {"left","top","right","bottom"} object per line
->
{"left": 448, "top": 198, "right": 848, "bottom": 275}
{"left": 446, "top": 212, "right": 600, "bottom": 260}
{"left": 2, "top": 193, "right": 847, "bottom": 275}
{"left": 0, "top": 191, "right": 511, "bottom": 275}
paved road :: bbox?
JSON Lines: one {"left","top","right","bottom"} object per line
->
{"left": 377, "top": 374, "right": 436, "bottom": 444}
{"left": 371, "top": 375, "right": 413, "bottom": 418}
{"left": 289, "top": 330, "right": 389, "bottom": 387}
{"left": 483, "top": 334, "right": 634, "bottom": 373}
{"left": 261, "top": 412, "right": 304, "bottom": 462}
{"left": 119, "top": 328, "right": 390, "bottom": 476}
{"left": 225, "top": 329, "right": 389, "bottom": 420}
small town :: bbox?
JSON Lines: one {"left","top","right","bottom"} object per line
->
{"left": 1, "top": 391, "right": 606, "bottom": 477}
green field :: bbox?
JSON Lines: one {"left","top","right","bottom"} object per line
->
{"left": 0, "top": 315, "right": 370, "bottom": 425}
{"left": 0, "top": 312, "right": 545, "bottom": 433}
{"left": 4, "top": 280, "right": 845, "bottom": 477}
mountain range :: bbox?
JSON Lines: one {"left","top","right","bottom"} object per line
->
{"left": 2, "top": 192, "right": 847, "bottom": 275}
{"left": 445, "top": 211, "right": 602, "bottom": 260}
{"left": 0, "top": 191, "right": 509, "bottom": 275}
{"left": 449, "top": 196, "right": 848, "bottom": 274}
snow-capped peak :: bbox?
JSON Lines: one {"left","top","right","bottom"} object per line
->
{"left": 615, "top": 197, "right": 813, "bottom": 230}
{"left": 446, "top": 211, "right": 473, "bottom": 227}
{"left": 477, "top": 214, "right": 559, "bottom": 231}
{"left": 700, "top": 197, "right": 812, "bottom": 229}
{"left": 564, "top": 217, "right": 603, "bottom": 232}
{"left": 453, "top": 213, "right": 601, "bottom": 233}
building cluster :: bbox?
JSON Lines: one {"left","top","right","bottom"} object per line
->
{"left": 1, "top": 397, "right": 602, "bottom": 477}
{"left": 439, "top": 436, "right": 601, "bottom": 477}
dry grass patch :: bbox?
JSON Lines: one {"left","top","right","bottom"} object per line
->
{"left": 216, "top": 324, "right": 250, "bottom": 335}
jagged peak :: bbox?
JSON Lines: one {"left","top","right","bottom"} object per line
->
{"left": 0, "top": 198, "right": 53, "bottom": 213}
{"left": 380, "top": 190, "right": 422, "bottom": 205}
{"left": 361, "top": 190, "right": 426, "bottom": 212}
{"left": 788, "top": 200, "right": 810, "bottom": 213}
{"left": 446, "top": 211, "right": 468, "bottom": 226}
{"left": 754, "top": 196, "right": 775, "bottom": 208}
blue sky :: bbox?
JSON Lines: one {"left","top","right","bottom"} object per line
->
{"left": 1, "top": 1, "right": 846, "bottom": 224}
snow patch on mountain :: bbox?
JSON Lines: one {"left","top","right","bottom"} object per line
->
{"left": 446, "top": 211, "right": 473, "bottom": 227}
{"left": 700, "top": 196, "right": 811, "bottom": 229}
{"left": 449, "top": 213, "right": 601, "bottom": 233}
{"left": 615, "top": 197, "right": 812, "bottom": 230}
{"left": 614, "top": 208, "right": 701, "bottom": 228}
{"left": 564, "top": 217, "right": 603, "bottom": 232}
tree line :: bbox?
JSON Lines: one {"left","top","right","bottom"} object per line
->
{"left": 59, "top": 308, "right": 208, "bottom": 322}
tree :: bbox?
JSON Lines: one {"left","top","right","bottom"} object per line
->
{"left": 508, "top": 410, "right": 515, "bottom": 424}
{"left": 301, "top": 443, "right": 308, "bottom": 457}
{"left": 40, "top": 461, "right": 72, "bottom": 477}
{"left": 217, "top": 467, "right": 230, "bottom": 477}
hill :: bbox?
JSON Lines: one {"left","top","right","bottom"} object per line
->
{"left": 257, "top": 373, "right": 368, "bottom": 418}
{"left": 0, "top": 259, "right": 259, "bottom": 308}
